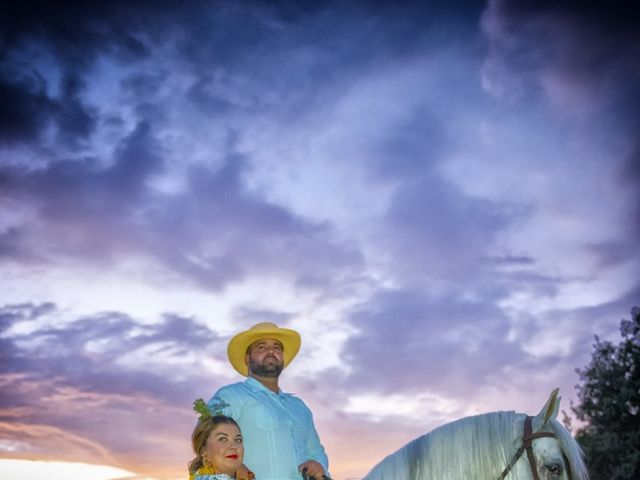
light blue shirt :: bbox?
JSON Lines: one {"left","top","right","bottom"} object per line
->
{"left": 208, "top": 377, "right": 329, "bottom": 480}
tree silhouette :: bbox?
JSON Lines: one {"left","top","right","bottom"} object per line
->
{"left": 572, "top": 306, "right": 640, "bottom": 480}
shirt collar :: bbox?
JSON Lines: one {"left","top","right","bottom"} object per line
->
{"left": 245, "top": 375, "right": 283, "bottom": 395}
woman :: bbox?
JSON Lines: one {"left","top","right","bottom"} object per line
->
{"left": 189, "top": 399, "right": 247, "bottom": 480}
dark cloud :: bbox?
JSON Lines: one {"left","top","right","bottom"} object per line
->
{"left": 491, "top": 254, "right": 535, "bottom": 266}
{"left": 339, "top": 288, "right": 524, "bottom": 396}
{"left": 0, "top": 1, "right": 156, "bottom": 147}
{"left": 482, "top": 0, "right": 640, "bottom": 237}
{"left": 0, "top": 66, "right": 54, "bottom": 144}
{"left": 0, "top": 1, "right": 374, "bottom": 292}
{"left": 620, "top": 138, "right": 640, "bottom": 237}
{"left": 120, "top": 73, "right": 166, "bottom": 100}
{"left": 587, "top": 240, "right": 639, "bottom": 270}
{"left": 54, "top": 74, "right": 98, "bottom": 147}
{"left": 0, "top": 126, "right": 362, "bottom": 290}
{"left": 381, "top": 173, "right": 519, "bottom": 284}
{"left": 0, "top": 0, "right": 154, "bottom": 66}
{"left": 488, "top": 0, "right": 639, "bottom": 37}
{"left": 186, "top": 76, "right": 239, "bottom": 116}
{"left": 171, "top": 0, "right": 487, "bottom": 126}
{"left": 0, "top": 68, "right": 93, "bottom": 147}
{"left": 367, "top": 107, "right": 447, "bottom": 181}
{"left": 337, "top": 277, "right": 640, "bottom": 409}
{"left": 0, "top": 303, "right": 219, "bottom": 401}
{"left": 622, "top": 141, "right": 640, "bottom": 184}
{"left": 148, "top": 155, "right": 363, "bottom": 289}
{"left": 0, "top": 227, "right": 32, "bottom": 260}
{"left": 482, "top": 0, "right": 640, "bottom": 97}
{"left": 176, "top": 0, "right": 485, "bottom": 71}
{"left": 0, "top": 119, "right": 161, "bottom": 226}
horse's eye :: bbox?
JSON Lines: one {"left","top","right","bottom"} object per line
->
{"left": 545, "top": 463, "right": 563, "bottom": 476}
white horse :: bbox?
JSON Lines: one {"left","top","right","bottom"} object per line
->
{"left": 363, "top": 389, "right": 588, "bottom": 480}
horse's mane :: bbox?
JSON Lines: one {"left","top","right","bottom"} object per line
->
{"left": 548, "top": 418, "right": 589, "bottom": 480}
{"left": 363, "top": 411, "right": 588, "bottom": 480}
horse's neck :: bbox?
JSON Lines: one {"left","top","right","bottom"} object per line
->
{"left": 364, "top": 412, "right": 522, "bottom": 480}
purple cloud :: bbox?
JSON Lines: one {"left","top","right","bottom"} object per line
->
{"left": 0, "top": 302, "right": 229, "bottom": 476}
{"left": 482, "top": 0, "right": 640, "bottom": 235}
{"left": 338, "top": 288, "right": 524, "bottom": 396}
{"left": 0, "top": 121, "right": 363, "bottom": 289}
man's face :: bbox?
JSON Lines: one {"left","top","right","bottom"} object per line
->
{"left": 246, "top": 338, "right": 284, "bottom": 378}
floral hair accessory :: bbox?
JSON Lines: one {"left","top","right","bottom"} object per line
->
{"left": 193, "top": 398, "right": 231, "bottom": 421}
{"left": 193, "top": 398, "right": 212, "bottom": 421}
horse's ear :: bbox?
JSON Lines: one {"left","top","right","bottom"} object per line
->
{"left": 533, "top": 388, "right": 560, "bottom": 429}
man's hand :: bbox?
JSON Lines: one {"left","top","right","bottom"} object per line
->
{"left": 299, "top": 460, "right": 326, "bottom": 480}
{"left": 235, "top": 464, "right": 255, "bottom": 480}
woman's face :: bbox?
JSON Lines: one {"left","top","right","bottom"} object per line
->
{"left": 202, "top": 422, "right": 244, "bottom": 476}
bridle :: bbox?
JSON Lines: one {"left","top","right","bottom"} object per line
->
{"left": 499, "top": 416, "right": 572, "bottom": 480}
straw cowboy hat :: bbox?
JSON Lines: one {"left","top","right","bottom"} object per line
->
{"left": 227, "top": 322, "right": 301, "bottom": 376}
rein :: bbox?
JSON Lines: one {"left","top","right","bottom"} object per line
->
{"left": 498, "top": 416, "right": 564, "bottom": 480}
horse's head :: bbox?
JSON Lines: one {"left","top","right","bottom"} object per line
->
{"left": 504, "top": 389, "right": 588, "bottom": 480}
{"left": 363, "top": 388, "right": 588, "bottom": 480}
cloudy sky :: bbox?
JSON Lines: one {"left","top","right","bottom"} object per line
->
{"left": 1, "top": 1, "right": 639, "bottom": 479}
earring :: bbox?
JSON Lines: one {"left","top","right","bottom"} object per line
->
{"left": 203, "top": 454, "right": 216, "bottom": 471}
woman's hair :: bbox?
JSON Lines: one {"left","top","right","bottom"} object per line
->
{"left": 188, "top": 415, "right": 241, "bottom": 475}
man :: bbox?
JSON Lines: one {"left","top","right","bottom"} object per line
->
{"left": 208, "top": 322, "right": 329, "bottom": 480}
